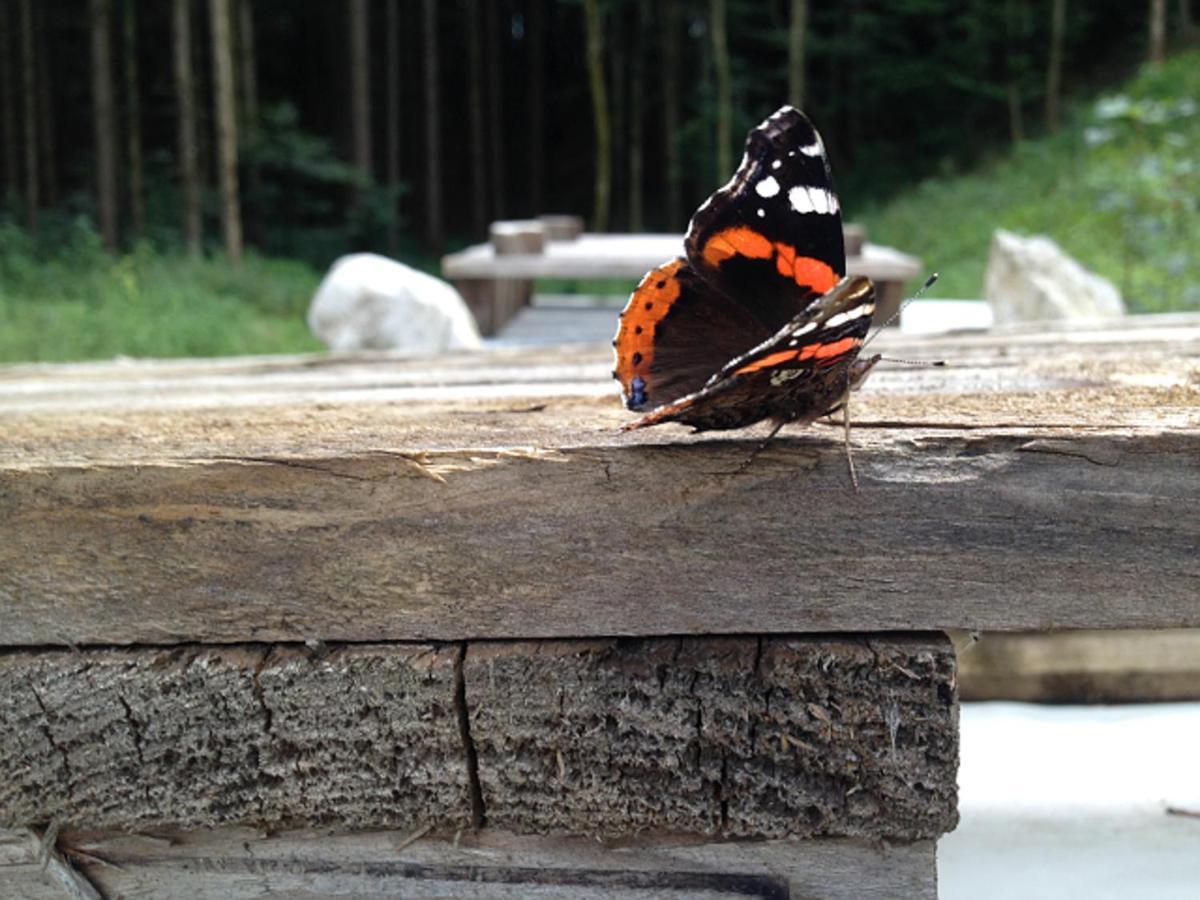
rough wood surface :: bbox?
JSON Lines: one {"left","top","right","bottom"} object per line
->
{"left": 958, "top": 628, "right": 1200, "bottom": 702}
{"left": 0, "top": 636, "right": 956, "bottom": 840}
{"left": 0, "top": 827, "right": 937, "bottom": 900}
{"left": 466, "top": 636, "right": 957, "bottom": 841}
{"left": 1, "top": 317, "right": 1198, "bottom": 645}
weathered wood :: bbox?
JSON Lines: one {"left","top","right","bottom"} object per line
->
{"left": 0, "top": 827, "right": 937, "bottom": 900}
{"left": 0, "top": 319, "right": 1197, "bottom": 645}
{"left": 467, "top": 635, "right": 956, "bottom": 841}
{"left": 0, "top": 643, "right": 469, "bottom": 832}
{"left": 0, "top": 636, "right": 956, "bottom": 840}
{"left": 958, "top": 629, "right": 1200, "bottom": 702}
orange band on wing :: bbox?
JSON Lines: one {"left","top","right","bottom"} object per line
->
{"left": 800, "top": 336, "right": 860, "bottom": 360}
{"left": 703, "top": 227, "right": 838, "bottom": 294}
{"left": 701, "top": 226, "right": 774, "bottom": 267}
{"left": 733, "top": 349, "right": 802, "bottom": 374}
{"left": 614, "top": 259, "right": 685, "bottom": 397}
{"left": 733, "top": 337, "right": 861, "bottom": 376}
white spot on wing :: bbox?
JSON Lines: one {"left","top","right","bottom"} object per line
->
{"left": 788, "top": 322, "right": 817, "bottom": 341}
{"left": 788, "top": 186, "right": 840, "bottom": 215}
{"left": 755, "top": 176, "right": 781, "bottom": 198}
{"left": 756, "top": 208, "right": 765, "bottom": 218}
{"left": 771, "top": 159, "right": 782, "bottom": 170}
{"left": 797, "top": 138, "right": 824, "bottom": 158}
{"left": 824, "top": 304, "right": 875, "bottom": 329}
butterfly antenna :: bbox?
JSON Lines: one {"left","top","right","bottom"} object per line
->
{"left": 862, "top": 272, "right": 939, "bottom": 350}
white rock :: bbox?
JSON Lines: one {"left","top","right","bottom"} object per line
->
{"left": 985, "top": 230, "right": 1125, "bottom": 325}
{"left": 307, "top": 253, "right": 482, "bottom": 353}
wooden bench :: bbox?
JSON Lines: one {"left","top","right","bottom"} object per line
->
{"left": 2, "top": 313, "right": 1197, "bottom": 898}
{"left": 442, "top": 219, "right": 922, "bottom": 335}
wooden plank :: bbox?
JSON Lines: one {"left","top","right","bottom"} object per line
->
{"left": 0, "top": 829, "right": 102, "bottom": 900}
{"left": 0, "top": 636, "right": 957, "bottom": 840}
{"left": 29, "top": 827, "right": 938, "bottom": 899}
{"left": 441, "top": 233, "right": 921, "bottom": 282}
{"left": 0, "top": 320, "right": 1197, "bottom": 644}
{"left": 958, "top": 629, "right": 1200, "bottom": 702}
{"left": 465, "top": 635, "right": 957, "bottom": 841}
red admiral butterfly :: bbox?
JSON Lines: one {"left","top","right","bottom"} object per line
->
{"left": 613, "top": 106, "right": 880, "bottom": 459}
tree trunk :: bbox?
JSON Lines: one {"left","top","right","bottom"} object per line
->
{"left": 421, "top": 0, "right": 443, "bottom": 250}
{"left": 1045, "top": 0, "right": 1065, "bottom": 132}
{"left": 484, "top": 0, "right": 505, "bottom": 219}
{"left": 173, "top": 0, "right": 201, "bottom": 255}
{"left": 90, "top": 0, "right": 118, "bottom": 249}
{"left": 349, "top": 0, "right": 371, "bottom": 178}
{"left": 1182, "top": 0, "right": 1197, "bottom": 43}
{"left": 1149, "top": 0, "right": 1167, "bottom": 62}
{"left": 710, "top": 0, "right": 731, "bottom": 181}
{"left": 123, "top": 0, "right": 144, "bottom": 238}
{"left": 528, "top": 0, "right": 544, "bottom": 216}
{"left": 609, "top": 6, "right": 626, "bottom": 229}
{"left": 385, "top": 0, "right": 401, "bottom": 253}
{"left": 583, "top": 0, "right": 610, "bottom": 233}
{"left": 209, "top": 0, "right": 242, "bottom": 264}
{"left": 35, "top": 2, "right": 56, "bottom": 207}
{"left": 18, "top": 0, "right": 36, "bottom": 231}
{"left": 788, "top": 0, "right": 807, "bottom": 108}
{"left": 0, "top": 2, "right": 17, "bottom": 206}
{"left": 236, "top": 0, "right": 259, "bottom": 245}
{"left": 628, "top": 0, "right": 645, "bottom": 232}
{"left": 237, "top": 0, "right": 257, "bottom": 133}
{"left": 1005, "top": 0, "right": 1026, "bottom": 145}
{"left": 659, "top": 0, "right": 680, "bottom": 228}
{"left": 465, "top": 0, "right": 487, "bottom": 235}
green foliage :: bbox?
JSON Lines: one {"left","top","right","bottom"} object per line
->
{"left": 0, "top": 216, "right": 321, "bottom": 362}
{"left": 241, "top": 103, "right": 405, "bottom": 268}
{"left": 859, "top": 51, "right": 1200, "bottom": 312}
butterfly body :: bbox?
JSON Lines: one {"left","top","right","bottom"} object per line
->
{"left": 613, "top": 106, "right": 876, "bottom": 436}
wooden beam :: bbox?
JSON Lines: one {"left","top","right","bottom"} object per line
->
{"left": 0, "top": 320, "right": 1197, "bottom": 645}
{"left": 0, "top": 826, "right": 938, "bottom": 899}
{"left": 959, "top": 629, "right": 1200, "bottom": 702}
{"left": 0, "top": 636, "right": 957, "bottom": 839}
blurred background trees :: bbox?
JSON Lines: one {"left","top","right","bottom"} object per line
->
{"left": 0, "top": 0, "right": 1196, "bottom": 361}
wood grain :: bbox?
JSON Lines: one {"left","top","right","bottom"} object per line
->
{"left": 0, "top": 636, "right": 956, "bottom": 841}
{"left": 1, "top": 826, "right": 937, "bottom": 900}
{"left": 1, "top": 318, "right": 1197, "bottom": 645}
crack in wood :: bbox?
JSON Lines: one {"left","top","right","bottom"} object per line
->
{"left": 26, "top": 680, "right": 74, "bottom": 805}
{"left": 454, "top": 644, "right": 486, "bottom": 830}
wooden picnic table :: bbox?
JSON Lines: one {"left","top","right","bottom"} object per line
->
{"left": 442, "top": 229, "right": 923, "bottom": 335}
{"left": 2, "top": 312, "right": 1197, "bottom": 898}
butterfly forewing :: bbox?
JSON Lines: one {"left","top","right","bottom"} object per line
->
{"left": 685, "top": 107, "right": 846, "bottom": 330}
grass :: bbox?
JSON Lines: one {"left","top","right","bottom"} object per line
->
{"left": 858, "top": 50, "right": 1200, "bottom": 312}
{"left": 0, "top": 219, "right": 322, "bottom": 363}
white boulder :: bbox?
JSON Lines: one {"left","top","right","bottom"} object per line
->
{"left": 985, "top": 230, "right": 1125, "bottom": 324}
{"left": 307, "top": 253, "right": 482, "bottom": 353}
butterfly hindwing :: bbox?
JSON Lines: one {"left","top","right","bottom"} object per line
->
{"left": 614, "top": 258, "right": 774, "bottom": 412}
{"left": 624, "top": 276, "right": 876, "bottom": 432}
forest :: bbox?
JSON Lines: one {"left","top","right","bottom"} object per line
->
{"left": 0, "top": 0, "right": 1196, "bottom": 361}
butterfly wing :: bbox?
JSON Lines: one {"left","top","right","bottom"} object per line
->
{"left": 685, "top": 106, "right": 846, "bottom": 331}
{"left": 623, "top": 276, "right": 876, "bottom": 432}
{"left": 613, "top": 258, "right": 774, "bottom": 412}
{"left": 615, "top": 105, "right": 857, "bottom": 430}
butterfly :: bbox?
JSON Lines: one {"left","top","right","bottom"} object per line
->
{"left": 612, "top": 106, "right": 881, "bottom": 476}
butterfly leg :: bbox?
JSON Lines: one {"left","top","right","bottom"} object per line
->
{"left": 843, "top": 399, "right": 859, "bottom": 492}
{"left": 734, "top": 419, "right": 788, "bottom": 474}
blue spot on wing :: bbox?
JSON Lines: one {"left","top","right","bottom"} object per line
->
{"left": 629, "top": 375, "right": 648, "bottom": 409}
